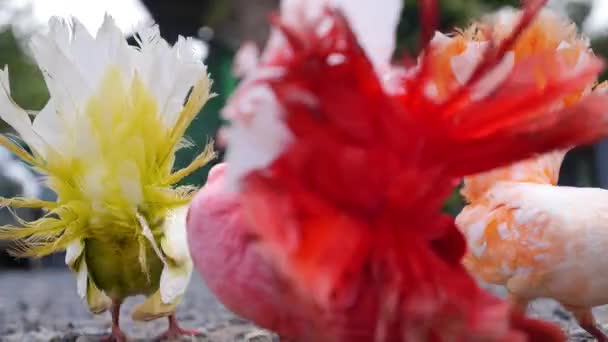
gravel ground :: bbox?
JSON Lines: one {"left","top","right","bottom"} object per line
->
{"left": 0, "top": 270, "right": 605, "bottom": 341}
{"left": 0, "top": 270, "right": 277, "bottom": 341}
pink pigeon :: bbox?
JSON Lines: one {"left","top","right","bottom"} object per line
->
{"left": 187, "top": 163, "right": 380, "bottom": 341}
{"left": 185, "top": 0, "right": 605, "bottom": 340}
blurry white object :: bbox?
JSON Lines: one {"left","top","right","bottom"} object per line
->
{"left": 190, "top": 37, "right": 210, "bottom": 62}
{"left": 0, "top": 0, "right": 209, "bottom": 61}
{"left": 546, "top": 0, "right": 573, "bottom": 17}
{"left": 0, "top": 146, "right": 41, "bottom": 198}
{"left": 1, "top": 0, "right": 152, "bottom": 37}
{"left": 584, "top": 0, "right": 608, "bottom": 36}
{"left": 521, "top": 0, "right": 607, "bottom": 38}
{"left": 233, "top": 41, "right": 260, "bottom": 78}
{"left": 549, "top": 0, "right": 608, "bottom": 37}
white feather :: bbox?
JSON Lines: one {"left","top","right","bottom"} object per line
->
{"left": 280, "top": 0, "right": 402, "bottom": 69}
{"left": 224, "top": 84, "right": 294, "bottom": 191}
{"left": 0, "top": 67, "right": 47, "bottom": 155}
{"left": 159, "top": 206, "right": 192, "bottom": 304}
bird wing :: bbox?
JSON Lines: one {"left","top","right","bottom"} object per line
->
{"left": 65, "top": 240, "right": 111, "bottom": 313}
{"left": 458, "top": 182, "right": 608, "bottom": 291}
{"left": 130, "top": 205, "right": 192, "bottom": 320}
{"left": 158, "top": 205, "right": 193, "bottom": 304}
{"left": 456, "top": 183, "right": 555, "bottom": 286}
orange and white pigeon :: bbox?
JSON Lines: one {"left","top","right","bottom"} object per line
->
{"left": 454, "top": 8, "right": 608, "bottom": 342}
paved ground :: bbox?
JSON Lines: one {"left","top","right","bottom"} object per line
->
{"left": 0, "top": 270, "right": 277, "bottom": 341}
{"left": 0, "top": 270, "right": 605, "bottom": 341}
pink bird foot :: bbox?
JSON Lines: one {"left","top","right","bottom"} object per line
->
{"left": 579, "top": 323, "right": 608, "bottom": 342}
{"left": 155, "top": 314, "right": 201, "bottom": 341}
{"left": 585, "top": 328, "right": 608, "bottom": 342}
{"left": 567, "top": 306, "right": 608, "bottom": 342}
{"left": 101, "top": 300, "right": 127, "bottom": 342}
{"left": 100, "top": 328, "right": 127, "bottom": 342}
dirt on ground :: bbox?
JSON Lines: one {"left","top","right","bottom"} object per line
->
{"left": 0, "top": 270, "right": 604, "bottom": 341}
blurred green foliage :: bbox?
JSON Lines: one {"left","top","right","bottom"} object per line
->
{"left": 0, "top": 30, "right": 48, "bottom": 112}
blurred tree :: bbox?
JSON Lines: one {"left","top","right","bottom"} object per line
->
{"left": 0, "top": 29, "right": 48, "bottom": 115}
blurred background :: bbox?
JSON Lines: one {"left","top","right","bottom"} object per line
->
{"left": 0, "top": 0, "right": 606, "bottom": 268}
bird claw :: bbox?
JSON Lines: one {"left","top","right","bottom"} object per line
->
{"left": 155, "top": 327, "right": 201, "bottom": 341}
{"left": 581, "top": 325, "right": 608, "bottom": 342}
{"left": 155, "top": 315, "right": 202, "bottom": 341}
{"left": 100, "top": 328, "right": 128, "bottom": 342}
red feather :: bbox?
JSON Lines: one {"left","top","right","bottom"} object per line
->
{"left": 227, "top": 1, "right": 608, "bottom": 340}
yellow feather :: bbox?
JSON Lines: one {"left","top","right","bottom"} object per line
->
{"left": 0, "top": 197, "right": 57, "bottom": 209}
{"left": 0, "top": 65, "right": 215, "bottom": 258}
{"left": 165, "top": 140, "right": 217, "bottom": 185}
{"left": 0, "top": 135, "right": 45, "bottom": 169}
{"left": 159, "top": 76, "right": 213, "bottom": 170}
